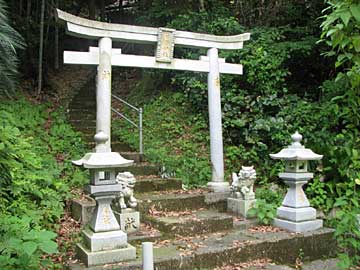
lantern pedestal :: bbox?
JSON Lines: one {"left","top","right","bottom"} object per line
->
{"left": 76, "top": 243, "right": 136, "bottom": 267}
{"left": 274, "top": 218, "right": 323, "bottom": 233}
{"left": 274, "top": 179, "right": 323, "bottom": 232}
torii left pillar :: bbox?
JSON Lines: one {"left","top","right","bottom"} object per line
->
{"left": 206, "top": 48, "right": 229, "bottom": 192}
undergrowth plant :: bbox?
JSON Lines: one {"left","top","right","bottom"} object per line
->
{"left": 247, "top": 186, "right": 284, "bottom": 225}
{"left": 0, "top": 97, "right": 87, "bottom": 269}
{"left": 113, "top": 91, "right": 212, "bottom": 187}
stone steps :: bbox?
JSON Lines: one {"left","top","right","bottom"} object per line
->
{"left": 71, "top": 179, "right": 183, "bottom": 224}
{"left": 138, "top": 192, "right": 208, "bottom": 213}
{"left": 135, "top": 178, "right": 182, "bottom": 193}
{"left": 217, "top": 258, "right": 340, "bottom": 270}
{"left": 117, "top": 163, "right": 159, "bottom": 176}
{"left": 68, "top": 227, "right": 336, "bottom": 270}
{"left": 144, "top": 209, "right": 234, "bottom": 237}
{"left": 69, "top": 119, "right": 96, "bottom": 127}
{"left": 86, "top": 141, "right": 134, "bottom": 152}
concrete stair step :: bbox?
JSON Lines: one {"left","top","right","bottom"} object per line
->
{"left": 128, "top": 224, "right": 162, "bottom": 246}
{"left": 117, "top": 163, "right": 160, "bottom": 176}
{"left": 68, "top": 227, "right": 336, "bottom": 270}
{"left": 69, "top": 114, "right": 96, "bottom": 121}
{"left": 69, "top": 105, "right": 96, "bottom": 112}
{"left": 71, "top": 189, "right": 226, "bottom": 226}
{"left": 68, "top": 108, "right": 96, "bottom": 114}
{"left": 138, "top": 192, "right": 207, "bottom": 213}
{"left": 135, "top": 178, "right": 182, "bottom": 193}
{"left": 145, "top": 209, "right": 234, "bottom": 236}
{"left": 217, "top": 258, "right": 340, "bottom": 270}
{"left": 69, "top": 119, "right": 96, "bottom": 128}
{"left": 75, "top": 126, "right": 96, "bottom": 133}
{"left": 86, "top": 141, "right": 134, "bottom": 152}
{"left": 70, "top": 99, "right": 95, "bottom": 105}
{"left": 120, "top": 152, "right": 143, "bottom": 163}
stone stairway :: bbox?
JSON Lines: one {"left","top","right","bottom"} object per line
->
{"left": 69, "top": 179, "right": 336, "bottom": 270}
{"left": 67, "top": 77, "right": 337, "bottom": 270}
{"left": 68, "top": 78, "right": 158, "bottom": 175}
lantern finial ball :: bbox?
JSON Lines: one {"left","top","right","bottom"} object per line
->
{"left": 292, "top": 131, "right": 302, "bottom": 143}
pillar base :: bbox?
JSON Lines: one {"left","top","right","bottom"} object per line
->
{"left": 274, "top": 218, "right": 323, "bottom": 233}
{"left": 277, "top": 206, "right": 316, "bottom": 222}
{"left": 227, "top": 198, "right": 256, "bottom": 218}
{"left": 207, "top": 181, "right": 230, "bottom": 193}
{"left": 76, "top": 243, "right": 136, "bottom": 267}
{"left": 114, "top": 210, "right": 140, "bottom": 234}
{"left": 82, "top": 229, "right": 127, "bottom": 252}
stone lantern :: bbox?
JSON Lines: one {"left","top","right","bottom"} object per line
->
{"left": 270, "top": 131, "right": 323, "bottom": 233}
{"left": 73, "top": 132, "right": 136, "bottom": 266}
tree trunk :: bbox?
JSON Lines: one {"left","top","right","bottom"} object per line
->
{"left": 199, "top": 0, "right": 205, "bottom": 11}
{"left": 100, "top": 0, "right": 105, "bottom": 21}
{"left": 19, "top": 0, "right": 23, "bottom": 16}
{"left": 37, "top": 0, "right": 45, "bottom": 95}
{"left": 44, "top": 2, "right": 52, "bottom": 52}
{"left": 54, "top": 0, "right": 59, "bottom": 70}
{"left": 89, "top": 0, "right": 96, "bottom": 19}
{"left": 26, "top": 0, "right": 31, "bottom": 19}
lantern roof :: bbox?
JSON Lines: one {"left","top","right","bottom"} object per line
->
{"left": 72, "top": 152, "right": 133, "bottom": 168}
{"left": 270, "top": 132, "right": 323, "bottom": 161}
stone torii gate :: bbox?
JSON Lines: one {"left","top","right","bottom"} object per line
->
{"left": 57, "top": 10, "right": 250, "bottom": 192}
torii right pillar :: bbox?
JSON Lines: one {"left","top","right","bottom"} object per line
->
{"left": 207, "top": 47, "right": 229, "bottom": 193}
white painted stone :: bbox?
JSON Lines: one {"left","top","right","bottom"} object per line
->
{"left": 115, "top": 172, "right": 138, "bottom": 210}
{"left": 89, "top": 195, "right": 120, "bottom": 233}
{"left": 114, "top": 211, "right": 140, "bottom": 234}
{"left": 142, "top": 242, "right": 154, "bottom": 270}
{"left": 282, "top": 180, "right": 310, "bottom": 208}
{"left": 90, "top": 169, "right": 116, "bottom": 185}
{"left": 96, "top": 37, "right": 112, "bottom": 152}
{"left": 274, "top": 218, "right": 323, "bottom": 233}
{"left": 270, "top": 132, "right": 323, "bottom": 233}
{"left": 206, "top": 48, "right": 228, "bottom": 192}
{"left": 230, "top": 166, "right": 256, "bottom": 200}
{"left": 228, "top": 197, "right": 256, "bottom": 218}
{"left": 57, "top": 9, "right": 250, "bottom": 50}
{"left": 76, "top": 243, "right": 136, "bottom": 267}
{"left": 85, "top": 183, "right": 122, "bottom": 194}
{"left": 277, "top": 206, "right": 316, "bottom": 222}
{"left": 200, "top": 56, "right": 226, "bottom": 63}
{"left": 89, "top": 46, "right": 122, "bottom": 54}
{"left": 64, "top": 51, "right": 243, "bottom": 75}
{"left": 73, "top": 152, "right": 133, "bottom": 168}
{"left": 82, "top": 229, "right": 127, "bottom": 252}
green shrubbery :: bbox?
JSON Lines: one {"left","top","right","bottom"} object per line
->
{"left": 0, "top": 98, "right": 87, "bottom": 269}
{"left": 113, "top": 92, "right": 212, "bottom": 187}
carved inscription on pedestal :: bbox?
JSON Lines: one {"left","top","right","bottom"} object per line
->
{"left": 156, "top": 28, "right": 175, "bottom": 63}
{"left": 102, "top": 206, "right": 111, "bottom": 225}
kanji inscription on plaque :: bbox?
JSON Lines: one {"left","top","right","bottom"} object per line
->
{"left": 156, "top": 28, "right": 175, "bottom": 63}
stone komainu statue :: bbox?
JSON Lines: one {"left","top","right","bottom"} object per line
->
{"left": 115, "top": 172, "right": 137, "bottom": 209}
{"left": 230, "top": 166, "right": 256, "bottom": 200}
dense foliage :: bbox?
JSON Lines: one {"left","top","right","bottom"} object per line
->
{"left": 0, "top": 98, "right": 87, "bottom": 269}
{"left": 318, "top": 1, "right": 360, "bottom": 267}
{"left": 0, "top": 0, "right": 25, "bottom": 97}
